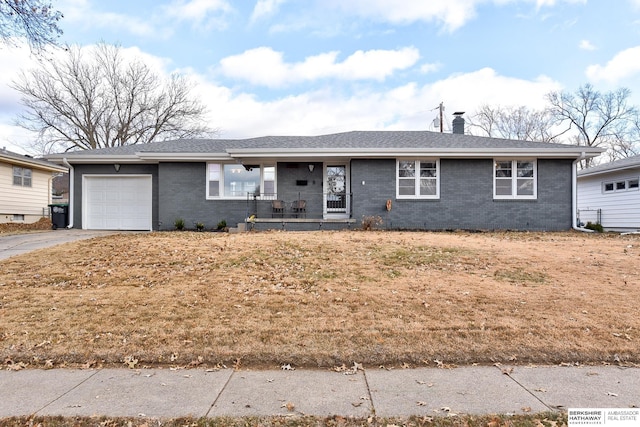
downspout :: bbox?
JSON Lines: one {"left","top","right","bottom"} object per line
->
{"left": 572, "top": 152, "right": 593, "bottom": 233}
{"left": 62, "top": 158, "right": 74, "bottom": 229}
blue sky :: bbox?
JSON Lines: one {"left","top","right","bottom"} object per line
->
{"left": 2, "top": 0, "right": 640, "bottom": 154}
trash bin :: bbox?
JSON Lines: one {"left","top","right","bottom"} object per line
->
{"left": 49, "top": 203, "right": 69, "bottom": 229}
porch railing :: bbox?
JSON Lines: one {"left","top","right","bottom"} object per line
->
{"left": 246, "top": 192, "right": 353, "bottom": 220}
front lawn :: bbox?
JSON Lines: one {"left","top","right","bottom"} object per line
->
{"left": 1, "top": 230, "right": 638, "bottom": 369}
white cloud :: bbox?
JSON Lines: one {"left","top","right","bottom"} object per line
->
{"left": 0, "top": 123, "right": 38, "bottom": 155}
{"left": 421, "top": 68, "right": 560, "bottom": 111}
{"left": 0, "top": 43, "right": 43, "bottom": 153}
{"left": 250, "top": 0, "right": 287, "bottom": 23}
{"left": 586, "top": 46, "right": 640, "bottom": 83}
{"left": 165, "top": 0, "right": 233, "bottom": 20}
{"left": 420, "top": 62, "right": 442, "bottom": 74}
{"left": 161, "top": 0, "right": 234, "bottom": 30}
{"left": 534, "top": 0, "right": 586, "bottom": 7}
{"left": 579, "top": 39, "right": 596, "bottom": 51}
{"left": 0, "top": 36, "right": 565, "bottom": 154}
{"left": 59, "top": 0, "right": 159, "bottom": 38}
{"left": 0, "top": 43, "right": 42, "bottom": 115}
{"left": 218, "top": 46, "right": 420, "bottom": 87}
{"left": 196, "top": 66, "right": 562, "bottom": 138}
{"left": 326, "top": 0, "right": 480, "bottom": 32}
{"left": 322, "top": 0, "right": 587, "bottom": 33}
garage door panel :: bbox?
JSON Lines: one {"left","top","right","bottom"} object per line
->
{"left": 84, "top": 176, "right": 152, "bottom": 230}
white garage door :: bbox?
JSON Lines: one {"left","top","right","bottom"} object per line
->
{"left": 84, "top": 175, "right": 152, "bottom": 230}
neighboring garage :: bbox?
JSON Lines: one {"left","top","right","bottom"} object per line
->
{"left": 83, "top": 175, "right": 152, "bottom": 230}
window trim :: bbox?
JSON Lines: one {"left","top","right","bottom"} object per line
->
{"left": 206, "top": 162, "right": 276, "bottom": 200}
{"left": 12, "top": 166, "right": 32, "bottom": 187}
{"left": 396, "top": 159, "right": 440, "bottom": 200}
{"left": 493, "top": 159, "right": 537, "bottom": 200}
{"left": 602, "top": 177, "right": 639, "bottom": 194}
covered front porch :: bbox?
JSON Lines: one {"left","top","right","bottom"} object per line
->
{"left": 245, "top": 191, "right": 356, "bottom": 230}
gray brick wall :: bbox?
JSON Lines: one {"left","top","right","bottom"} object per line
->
{"left": 274, "top": 162, "right": 324, "bottom": 217}
{"left": 73, "top": 158, "right": 574, "bottom": 232}
{"left": 351, "top": 158, "right": 573, "bottom": 231}
{"left": 72, "top": 163, "right": 159, "bottom": 229}
{"left": 158, "top": 162, "right": 248, "bottom": 230}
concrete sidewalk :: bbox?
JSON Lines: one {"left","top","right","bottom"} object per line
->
{"left": 1, "top": 365, "right": 638, "bottom": 418}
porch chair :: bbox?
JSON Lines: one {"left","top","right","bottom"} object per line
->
{"left": 271, "top": 200, "right": 285, "bottom": 217}
{"left": 291, "top": 199, "right": 306, "bottom": 218}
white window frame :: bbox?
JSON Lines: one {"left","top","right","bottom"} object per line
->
{"left": 12, "top": 166, "right": 32, "bottom": 187}
{"left": 493, "top": 159, "right": 537, "bottom": 200}
{"left": 206, "top": 163, "right": 276, "bottom": 200}
{"left": 396, "top": 159, "right": 440, "bottom": 199}
{"left": 602, "top": 177, "right": 639, "bottom": 194}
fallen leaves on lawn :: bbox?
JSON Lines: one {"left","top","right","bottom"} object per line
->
{"left": 281, "top": 402, "right": 295, "bottom": 412}
{"left": 2, "top": 230, "right": 640, "bottom": 369}
{"left": 123, "top": 356, "right": 138, "bottom": 369}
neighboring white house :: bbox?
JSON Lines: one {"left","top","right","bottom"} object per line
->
{"left": 577, "top": 154, "right": 640, "bottom": 231}
{"left": 0, "top": 147, "right": 68, "bottom": 224}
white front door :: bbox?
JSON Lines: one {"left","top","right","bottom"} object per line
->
{"left": 324, "top": 164, "right": 349, "bottom": 218}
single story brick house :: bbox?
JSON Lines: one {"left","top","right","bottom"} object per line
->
{"left": 46, "top": 126, "right": 602, "bottom": 232}
{"left": 577, "top": 154, "right": 640, "bottom": 231}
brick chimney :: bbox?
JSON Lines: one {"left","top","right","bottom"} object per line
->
{"left": 452, "top": 111, "right": 465, "bottom": 135}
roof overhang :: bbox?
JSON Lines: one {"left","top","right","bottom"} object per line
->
{"left": 46, "top": 146, "right": 604, "bottom": 164}
{"left": 227, "top": 147, "right": 605, "bottom": 160}
{"left": 46, "top": 152, "right": 231, "bottom": 164}
{"left": 578, "top": 163, "right": 640, "bottom": 178}
{"left": 1, "top": 153, "right": 68, "bottom": 172}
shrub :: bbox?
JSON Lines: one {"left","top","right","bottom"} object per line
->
{"left": 174, "top": 218, "right": 185, "bottom": 230}
{"left": 217, "top": 220, "right": 227, "bottom": 230}
{"left": 195, "top": 222, "right": 205, "bottom": 231}
{"left": 361, "top": 215, "right": 383, "bottom": 231}
{"left": 585, "top": 222, "right": 604, "bottom": 233}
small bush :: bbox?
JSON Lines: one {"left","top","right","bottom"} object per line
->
{"left": 361, "top": 215, "right": 383, "bottom": 231}
{"left": 174, "top": 218, "right": 185, "bottom": 230}
{"left": 585, "top": 222, "right": 604, "bottom": 233}
{"left": 195, "top": 222, "right": 205, "bottom": 231}
{"left": 217, "top": 220, "right": 227, "bottom": 230}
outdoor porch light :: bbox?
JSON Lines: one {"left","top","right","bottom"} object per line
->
{"left": 308, "top": 164, "right": 314, "bottom": 172}
{"left": 114, "top": 163, "right": 121, "bottom": 172}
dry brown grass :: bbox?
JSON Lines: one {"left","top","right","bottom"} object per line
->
{"left": 0, "top": 217, "right": 52, "bottom": 234}
{"left": 0, "top": 413, "right": 569, "bottom": 427}
{"left": 0, "top": 230, "right": 638, "bottom": 370}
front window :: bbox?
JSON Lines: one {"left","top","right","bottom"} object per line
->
{"left": 207, "top": 163, "right": 276, "bottom": 199}
{"left": 13, "top": 167, "right": 32, "bottom": 187}
{"left": 494, "top": 160, "right": 536, "bottom": 199}
{"left": 397, "top": 159, "right": 439, "bottom": 199}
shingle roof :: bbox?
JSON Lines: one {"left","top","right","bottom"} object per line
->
{"left": 578, "top": 154, "right": 640, "bottom": 177}
{"left": 46, "top": 130, "right": 603, "bottom": 162}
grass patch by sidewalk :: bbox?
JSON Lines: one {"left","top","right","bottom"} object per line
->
{"left": 0, "top": 413, "right": 569, "bottom": 427}
{"left": 0, "top": 230, "right": 638, "bottom": 370}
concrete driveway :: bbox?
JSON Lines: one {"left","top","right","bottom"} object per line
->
{"left": 0, "top": 229, "right": 121, "bottom": 261}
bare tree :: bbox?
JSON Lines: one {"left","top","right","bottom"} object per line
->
{"left": 546, "top": 84, "right": 638, "bottom": 165}
{"left": 468, "top": 104, "right": 562, "bottom": 143}
{"left": 12, "top": 43, "right": 214, "bottom": 152}
{"left": 0, "top": 0, "right": 62, "bottom": 52}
